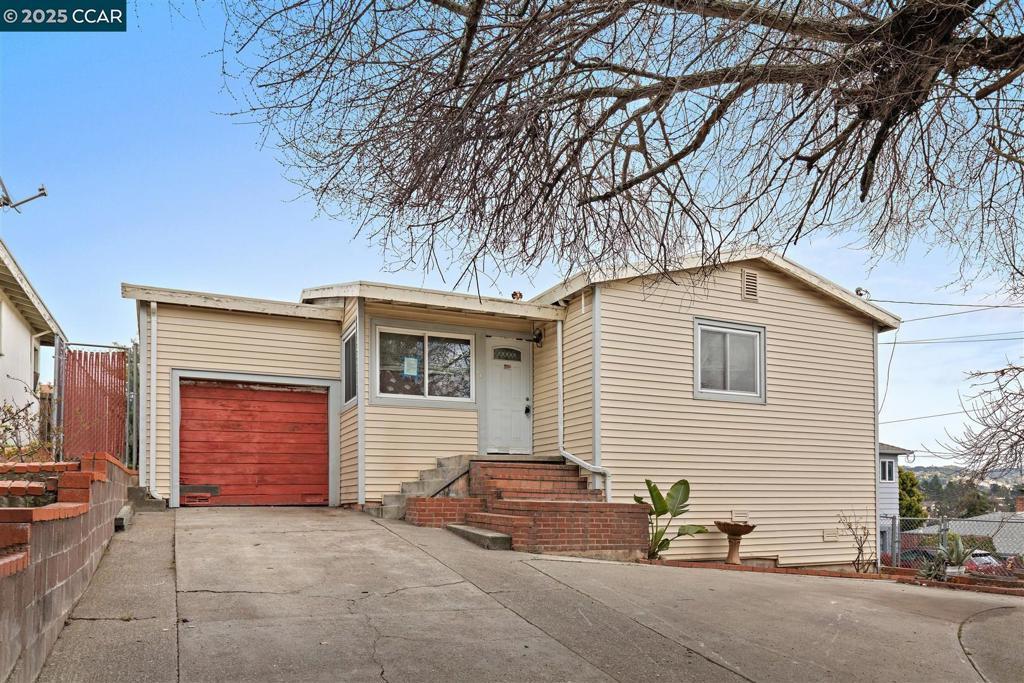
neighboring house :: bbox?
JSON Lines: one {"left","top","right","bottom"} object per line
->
{"left": 122, "top": 250, "right": 900, "bottom": 565}
{"left": 909, "top": 498, "right": 1024, "bottom": 558}
{"left": 0, "top": 238, "right": 64, "bottom": 413}
{"left": 877, "top": 442, "right": 913, "bottom": 555}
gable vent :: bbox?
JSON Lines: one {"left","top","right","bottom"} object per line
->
{"left": 740, "top": 269, "right": 759, "bottom": 301}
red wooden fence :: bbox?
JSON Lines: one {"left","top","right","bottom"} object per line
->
{"left": 63, "top": 349, "right": 127, "bottom": 460}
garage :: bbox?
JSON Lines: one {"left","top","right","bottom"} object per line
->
{"left": 178, "top": 379, "right": 330, "bottom": 506}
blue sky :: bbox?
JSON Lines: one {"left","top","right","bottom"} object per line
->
{"left": 1, "top": 3, "right": 1021, "bottom": 465}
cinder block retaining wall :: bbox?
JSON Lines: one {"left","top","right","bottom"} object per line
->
{"left": 0, "top": 454, "right": 133, "bottom": 683}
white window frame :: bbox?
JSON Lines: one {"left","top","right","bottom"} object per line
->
{"left": 880, "top": 458, "right": 896, "bottom": 483}
{"left": 693, "top": 318, "right": 766, "bottom": 404}
{"left": 342, "top": 324, "right": 358, "bottom": 408}
{"left": 374, "top": 325, "right": 475, "bottom": 403}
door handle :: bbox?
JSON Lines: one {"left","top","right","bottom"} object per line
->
{"left": 524, "top": 405, "right": 531, "bottom": 415}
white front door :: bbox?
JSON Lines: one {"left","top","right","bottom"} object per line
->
{"left": 483, "top": 337, "right": 532, "bottom": 454}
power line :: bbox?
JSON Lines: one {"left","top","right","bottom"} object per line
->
{"left": 881, "top": 330, "right": 1023, "bottom": 342}
{"left": 880, "top": 410, "right": 966, "bottom": 425}
{"left": 901, "top": 307, "right": 1017, "bottom": 323}
{"left": 873, "top": 299, "right": 1024, "bottom": 308}
{"left": 879, "top": 337, "right": 1024, "bottom": 345}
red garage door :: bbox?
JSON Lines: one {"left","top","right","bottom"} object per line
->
{"left": 179, "top": 380, "right": 329, "bottom": 506}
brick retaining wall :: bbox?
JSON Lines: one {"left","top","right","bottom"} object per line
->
{"left": 0, "top": 453, "right": 133, "bottom": 683}
{"left": 405, "top": 497, "right": 485, "bottom": 527}
{"left": 480, "top": 500, "right": 649, "bottom": 558}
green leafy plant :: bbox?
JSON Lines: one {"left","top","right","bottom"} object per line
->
{"left": 634, "top": 478, "right": 708, "bottom": 560}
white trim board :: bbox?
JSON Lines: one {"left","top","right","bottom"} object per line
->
{"left": 122, "top": 283, "right": 343, "bottom": 321}
{"left": 302, "top": 281, "right": 564, "bottom": 321}
{"left": 529, "top": 250, "right": 900, "bottom": 331}
{"left": 169, "top": 369, "right": 343, "bottom": 508}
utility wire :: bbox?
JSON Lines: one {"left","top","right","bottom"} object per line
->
{"left": 901, "top": 307, "right": 1017, "bottom": 323}
{"left": 879, "top": 337, "right": 1024, "bottom": 345}
{"left": 880, "top": 410, "right": 966, "bottom": 425}
{"left": 872, "top": 299, "right": 1024, "bottom": 308}
{"left": 892, "top": 330, "right": 1024, "bottom": 341}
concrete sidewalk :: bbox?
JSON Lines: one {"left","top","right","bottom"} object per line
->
{"left": 38, "top": 507, "right": 1023, "bottom": 682}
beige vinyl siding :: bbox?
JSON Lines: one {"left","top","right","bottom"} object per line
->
{"left": 146, "top": 304, "right": 342, "bottom": 498}
{"left": 533, "top": 290, "right": 594, "bottom": 459}
{"left": 340, "top": 297, "right": 359, "bottom": 503}
{"left": 533, "top": 321, "right": 557, "bottom": 454}
{"left": 600, "top": 261, "right": 878, "bottom": 566}
{"left": 361, "top": 302, "right": 533, "bottom": 501}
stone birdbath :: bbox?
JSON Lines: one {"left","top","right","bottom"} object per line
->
{"left": 714, "top": 521, "right": 756, "bottom": 565}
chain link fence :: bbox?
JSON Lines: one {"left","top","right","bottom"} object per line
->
{"left": 880, "top": 514, "right": 1024, "bottom": 580}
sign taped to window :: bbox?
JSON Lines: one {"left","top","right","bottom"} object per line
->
{"left": 402, "top": 356, "right": 419, "bottom": 377}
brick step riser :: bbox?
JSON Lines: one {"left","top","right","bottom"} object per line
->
{"left": 471, "top": 464, "right": 582, "bottom": 478}
{"left": 472, "top": 480, "right": 588, "bottom": 495}
{"left": 496, "top": 491, "right": 605, "bottom": 502}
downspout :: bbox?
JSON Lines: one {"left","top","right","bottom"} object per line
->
{"left": 137, "top": 302, "right": 147, "bottom": 487}
{"left": 591, "top": 284, "right": 602, "bottom": 470}
{"left": 356, "top": 298, "right": 366, "bottom": 505}
{"left": 148, "top": 302, "right": 163, "bottom": 500}
{"left": 556, "top": 310, "right": 612, "bottom": 502}
{"left": 873, "top": 324, "right": 880, "bottom": 571}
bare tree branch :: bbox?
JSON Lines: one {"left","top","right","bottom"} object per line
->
{"left": 221, "top": 0, "right": 1024, "bottom": 292}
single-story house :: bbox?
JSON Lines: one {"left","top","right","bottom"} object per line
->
{"left": 908, "top": 500, "right": 1024, "bottom": 559}
{"left": 877, "top": 442, "right": 913, "bottom": 554}
{"left": 122, "top": 250, "right": 900, "bottom": 565}
{"left": 0, "top": 238, "right": 65, "bottom": 410}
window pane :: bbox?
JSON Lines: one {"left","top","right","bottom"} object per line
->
{"left": 379, "top": 332, "right": 424, "bottom": 396}
{"left": 343, "top": 335, "right": 357, "bottom": 402}
{"left": 428, "top": 336, "right": 472, "bottom": 398}
{"left": 727, "top": 333, "right": 757, "bottom": 393}
{"left": 700, "top": 329, "right": 726, "bottom": 391}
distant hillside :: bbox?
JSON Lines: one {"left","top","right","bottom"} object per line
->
{"left": 906, "top": 465, "right": 1023, "bottom": 486}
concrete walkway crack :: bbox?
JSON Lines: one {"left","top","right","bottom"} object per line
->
{"left": 522, "top": 559, "right": 757, "bottom": 683}
{"left": 378, "top": 579, "right": 468, "bottom": 598}
{"left": 957, "top": 605, "right": 1015, "bottom": 683}
{"left": 177, "top": 588, "right": 301, "bottom": 596}
{"left": 363, "top": 614, "right": 390, "bottom": 683}
{"left": 369, "top": 519, "right": 626, "bottom": 681}
{"left": 68, "top": 616, "right": 158, "bottom": 622}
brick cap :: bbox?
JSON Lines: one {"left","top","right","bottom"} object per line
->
{"left": 0, "top": 461, "right": 79, "bottom": 474}
{"left": 77, "top": 452, "right": 138, "bottom": 476}
{"left": 0, "top": 502, "right": 89, "bottom": 523}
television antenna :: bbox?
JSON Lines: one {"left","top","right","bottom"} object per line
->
{"left": 0, "top": 176, "right": 47, "bottom": 212}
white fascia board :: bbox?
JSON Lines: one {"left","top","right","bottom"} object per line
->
{"left": 302, "top": 281, "right": 565, "bottom": 321}
{"left": 0, "top": 237, "right": 66, "bottom": 342}
{"left": 528, "top": 249, "right": 900, "bottom": 331}
{"left": 121, "top": 283, "right": 344, "bottom": 321}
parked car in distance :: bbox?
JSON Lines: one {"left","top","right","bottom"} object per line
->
{"left": 894, "top": 548, "right": 938, "bottom": 568}
{"left": 964, "top": 550, "right": 1009, "bottom": 576}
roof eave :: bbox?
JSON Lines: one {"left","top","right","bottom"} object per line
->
{"left": 0, "top": 238, "right": 65, "bottom": 344}
{"left": 121, "top": 283, "right": 345, "bottom": 321}
{"left": 528, "top": 250, "right": 901, "bottom": 331}
{"left": 303, "top": 282, "right": 565, "bottom": 321}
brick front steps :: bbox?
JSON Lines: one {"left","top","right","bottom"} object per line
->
{"left": 399, "top": 458, "right": 648, "bottom": 560}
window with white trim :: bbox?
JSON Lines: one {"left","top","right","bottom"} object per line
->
{"left": 376, "top": 328, "right": 473, "bottom": 401}
{"left": 694, "top": 319, "right": 765, "bottom": 402}
{"left": 880, "top": 459, "right": 896, "bottom": 482}
{"left": 342, "top": 327, "right": 357, "bottom": 404}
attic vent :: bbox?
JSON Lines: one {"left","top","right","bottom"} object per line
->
{"left": 740, "top": 269, "right": 759, "bottom": 301}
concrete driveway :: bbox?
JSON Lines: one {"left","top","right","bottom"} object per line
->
{"left": 39, "top": 508, "right": 1022, "bottom": 683}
